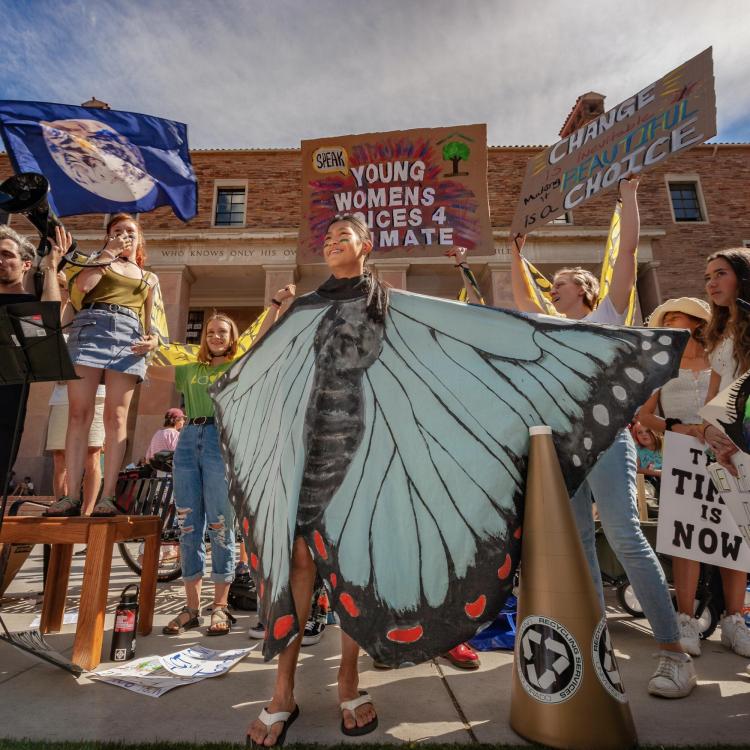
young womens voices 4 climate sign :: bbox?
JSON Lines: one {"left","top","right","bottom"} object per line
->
{"left": 299, "top": 124, "right": 492, "bottom": 262}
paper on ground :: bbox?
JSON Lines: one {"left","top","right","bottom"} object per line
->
{"left": 89, "top": 644, "right": 255, "bottom": 697}
{"left": 30, "top": 610, "right": 78, "bottom": 628}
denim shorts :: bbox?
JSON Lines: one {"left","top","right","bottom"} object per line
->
{"left": 67, "top": 306, "right": 147, "bottom": 380}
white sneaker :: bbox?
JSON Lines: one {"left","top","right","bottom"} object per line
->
{"left": 647, "top": 651, "right": 697, "bottom": 698}
{"left": 677, "top": 613, "right": 701, "bottom": 657}
{"left": 248, "top": 620, "right": 265, "bottom": 640}
{"left": 720, "top": 613, "right": 750, "bottom": 657}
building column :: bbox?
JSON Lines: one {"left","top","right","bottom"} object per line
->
{"left": 370, "top": 262, "right": 410, "bottom": 290}
{"left": 131, "top": 265, "right": 194, "bottom": 462}
{"left": 637, "top": 261, "right": 662, "bottom": 319}
{"left": 264, "top": 264, "right": 298, "bottom": 306}
{"left": 485, "top": 261, "right": 514, "bottom": 309}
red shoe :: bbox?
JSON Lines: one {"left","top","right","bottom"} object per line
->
{"left": 442, "top": 643, "right": 480, "bottom": 670}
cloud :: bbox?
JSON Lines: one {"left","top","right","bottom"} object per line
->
{"left": 0, "top": 0, "right": 747, "bottom": 148}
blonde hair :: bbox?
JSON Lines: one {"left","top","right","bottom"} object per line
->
{"left": 197, "top": 312, "right": 240, "bottom": 364}
{"left": 554, "top": 267, "right": 600, "bottom": 311}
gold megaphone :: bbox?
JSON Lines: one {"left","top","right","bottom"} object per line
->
{"left": 0, "top": 172, "right": 76, "bottom": 267}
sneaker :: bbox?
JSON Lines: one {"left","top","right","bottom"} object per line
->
{"left": 248, "top": 620, "right": 265, "bottom": 639}
{"left": 647, "top": 651, "right": 697, "bottom": 698}
{"left": 91, "top": 496, "right": 120, "bottom": 517}
{"left": 720, "top": 613, "right": 750, "bottom": 657}
{"left": 301, "top": 618, "right": 326, "bottom": 646}
{"left": 677, "top": 612, "right": 701, "bottom": 657}
{"left": 44, "top": 496, "right": 83, "bottom": 517}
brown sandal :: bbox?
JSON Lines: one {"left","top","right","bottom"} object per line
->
{"left": 162, "top": 606, "right": 202, "bottom": 635}
{"left": 207, "top": 605, "right": 236, "bottom": 636}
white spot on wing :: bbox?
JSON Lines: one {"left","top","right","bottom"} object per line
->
{"left": 572, "top": 454, "right": 582, "bottom": 467}
{"left": 625, "top": 368, "right": 644, "bottom": 383}
{"left": 593, "top": 404, "right": 609, "bottom": 425}
{"left": 658, "top": 335, "right": 672, "bottom": 345}
{"left": 652, "top": 351, "right": 669, "bottom": 366}
{"left": 612, "top": 385, "right": 627, "bottom": 401}
{"left": 584, "top": 437, "right": 593, "bottom": 450}
{"left": 642, "top": 341, "right": 652, "bottom": 350}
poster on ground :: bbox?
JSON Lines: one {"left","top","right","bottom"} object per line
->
{"left": 655, "top": 432, "right": 750, "bottom": 572}
{"left": 299, "top": 124, "right": 492, "bottom": 262}
{"left": 510, "top": 48, "right": 716, "bottom": 235}
{"left": 90, "top": 645, "right": 254, "bottom": 697}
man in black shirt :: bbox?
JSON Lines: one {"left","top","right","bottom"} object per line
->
{"left": 0, "top": 224, "right": 62, "bottom": 491}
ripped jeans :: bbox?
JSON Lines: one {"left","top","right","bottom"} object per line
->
{"left": 173, "top": 422, "right": 236, "bottom": 583}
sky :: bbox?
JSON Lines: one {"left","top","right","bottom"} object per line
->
{"left": 0, "top": 0, "right": 748, "bottom": 149}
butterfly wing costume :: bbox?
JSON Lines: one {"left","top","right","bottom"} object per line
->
{"left": 211, "top": 282, "right": 687, "bottom": 665}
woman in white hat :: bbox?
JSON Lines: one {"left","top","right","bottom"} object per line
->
{"left": 637, "top": 297, "right": 714, "bottom": 656}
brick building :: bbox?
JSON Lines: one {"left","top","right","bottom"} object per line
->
{"left": 2, "top": 102, "right": 750, "bottom": 490}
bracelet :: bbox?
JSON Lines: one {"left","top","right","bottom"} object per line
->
{"left": 271, "top": 298, "right": 282, "bottom": 308}
{"left": 664, "top": 418, "right": 683, "bottom": 431}
{"left": 455, "top": 262, "right": 469, "bottom": 269}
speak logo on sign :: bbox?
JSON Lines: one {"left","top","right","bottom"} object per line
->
{"left": 312, "top": 146, "right": 348, "bottom": 175}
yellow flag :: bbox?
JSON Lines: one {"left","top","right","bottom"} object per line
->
{"left": 520, "top": 256, "right": 559, "bottom": 316}
{"left": 598, "top": 201, "right": 637, "bottom": 325}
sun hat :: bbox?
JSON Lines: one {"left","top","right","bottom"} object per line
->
{"left": 647, "top": 297, "right": 711, "bottom": 328}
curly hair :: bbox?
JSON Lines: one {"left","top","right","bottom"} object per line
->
{"left": 553, "top": 267, "right": 600, "bottom": 311}
{"left": 703, "top": 248, "right": 750, "bottom": 376}
{"left": 0, "top": 225, "right": 35, "bottom": 262}
{"left": 106, "top": 213, "right": 147, "bottom": 268}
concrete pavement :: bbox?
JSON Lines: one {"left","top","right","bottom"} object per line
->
{"left": 1, "top": 546, "right": 749, "bottom": 746}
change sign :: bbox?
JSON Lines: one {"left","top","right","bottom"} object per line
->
{"left": 511, "top": 48, "right": 716, "bottom": 236}
{"left": 299, "top": 124, "right": 492, "bottom": 262}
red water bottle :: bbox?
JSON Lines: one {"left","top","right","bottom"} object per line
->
{"left": 110, "top": 584, "right": 139, "bottom": 662}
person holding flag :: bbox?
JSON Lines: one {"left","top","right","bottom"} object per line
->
{"left": 454, "top": 176, "right": 697, "bottom": 699}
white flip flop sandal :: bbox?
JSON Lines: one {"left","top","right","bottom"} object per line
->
{"left": 246, "top": 704, "right": 300, "bottom": 749}
{"left": 340, "top": 690, "right": 378, "bottom": 736}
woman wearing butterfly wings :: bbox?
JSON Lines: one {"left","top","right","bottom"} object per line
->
{"left": 213, "top": 203, "right": 688, "bottom": 745}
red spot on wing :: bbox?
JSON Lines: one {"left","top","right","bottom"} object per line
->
{"left": 313, "top": 530, "right": 328, "bottom": 560}
{"left": 498, "top": 553, "right": 512, "bottom": 580}
{"left": 339, "top": 592, "right": 360, "bottom": 617}
{"left": 330, "top": 573, "right": 337, "bottom": 588}
{"left": 273, "top": 614, "right": 295, "bottom": 640}
{"left": 386, "top": 625, "right": 424, "bottom": 643}
{"left": 250, "top": 553, "right": 259, "bottom": 570}
{"left": 514, "top": 526, "right": 522, "bottom": 539}
{"left": 465, "top": 594, "right": 486, "bottom": 619}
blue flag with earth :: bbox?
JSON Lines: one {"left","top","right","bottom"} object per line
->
{"left": 0, "top": 100, "right": 197, "bottom": 221}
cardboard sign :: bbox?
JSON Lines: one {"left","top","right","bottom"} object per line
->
{"left": 299, "top": 124, "right": 492, "bottom": 262}
{"left": 655, "top": 432, "right": 750, "bottom": 572}
{"left": 511, "top": 48, "right": 716, "bottom": 235}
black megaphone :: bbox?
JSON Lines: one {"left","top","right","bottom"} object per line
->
{"left": 0, "top": 172, "right": 76, "bottom": 268}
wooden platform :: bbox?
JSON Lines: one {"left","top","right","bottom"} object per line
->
{"left": 0, "top": 515, "right": 160, "bottom": 670}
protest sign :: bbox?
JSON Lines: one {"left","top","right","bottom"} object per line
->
{"left": 299, "top": 124, "right": 492, "bottom": 262}
{"left": 510, "top": 48, "right": 716, "bottom": 236}
{"left": 656, "top": 432, "right": 750, "bottom": 572}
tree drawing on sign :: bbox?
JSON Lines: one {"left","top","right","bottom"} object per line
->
{"left": 443, "top": 141, "right": 470, "bottom": 176}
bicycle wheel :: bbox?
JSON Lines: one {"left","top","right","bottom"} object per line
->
{"left": 616, "top": 581, "right": 645, "bottom": 617}
{"left": 118, "top": 537, "right": 182, "bottom": 582}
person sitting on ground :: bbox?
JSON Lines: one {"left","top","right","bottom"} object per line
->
{"left": 145, "top": 408, "right": 185, "bottom": 460}
{"left": 632, "top": 421, "right": 663, "bottom": 495}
